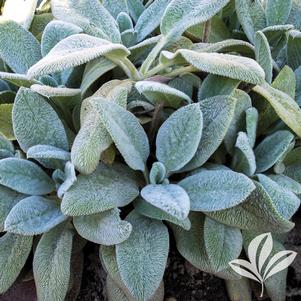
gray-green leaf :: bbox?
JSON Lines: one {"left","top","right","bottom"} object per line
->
{"left": 33, "top": 223, "right": 74, "bottom": 301}
{"left": 0, "top": 19, "right": 41, "bottom": 74}
{"left": 141, "top": 184, "right": 190, "bottom": 220}
{"left": 255, "top": 130, "right": 295, "bottom": 172}
{"left": 74, "top": 208, "right": 132, "bottom": 245}
{"left": 61, "top": 163, "right": 139, "bottom": 216}
{"left": 160, "top": 0, "right": 230, "bottom": 42}
{"left": 183, "top": 95, "right": 236, "bottom": 171}
{"left": 0, "top": 233, "right": 32, "bottom": 294}
{"left": 92, "top": 99, "right": 149, "bottom": 171}
{"left": 116, "top": 211, "right": 169, "bottom": 301}
{"left": 179, "top": 169, "right": 255, "bottom": 211}
{"left": 0, "top": 158, "right": 55, "bottom": 195}
{"left": 4, "top": 196, "right": 67, "bottom": 235}
{"left": 13, "top": 88, "right": 69, "bottom": 152}
{"left": 156, "top": 104, "right": 203, "bottom": 172}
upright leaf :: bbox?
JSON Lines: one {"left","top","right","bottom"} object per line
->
{"left": 62, "top": 163, "right": 139, "bottom": 216}
{"left": 4, "top": 196, "right": 67, "bottom": 235}
{"left": 13, "top": 88, "right": 69, "bottom": 152}
{"left": 3, "top": 0, "right": 38, "bottom": 29}
{"left": 33, "top": 223, "right": 74, "bottom": 301}
{"left": 255, "top": 31, "right": 273, "bottom": 84}
{"left": 103, "top": 0, "right": 129, "bottom": 19}
{"left": 51, "top": 0, "right": 121, "bottom": 42}
{"left": 160, "top": 0, "right": 230, "bottom": 42}
{"left": 235, "top": 0, "right": 266, "bottom": 43}
{"left": 0, "top": 186, "right": 25, "bottom": 232}
{"left": 116, "top": 211, "right": 169, "bottom": 301}
{"left": 253, "top": 82, "right": 301, "bottom": 137}
{"left": 254, "top": 130, "right": 294, "bottom": 172}
{"left": 0, "top": 233, "right": 32, "bottom": 294}
{"left": 204, "top": 217, "right": 243, "bottom": 272}
{"left": 183, "top": 95, "right": 236, "bottom": 171}
{"left": 156, "top": 104, "right": 203, "bottom": 172}
{"left": 266, "top": 0, "right": 293, "bottom": 26}
{"left": 135, "top": 0, "right": 170, "bottom": 42}
{"left": 0, "top": 158, "right": 55, "bottom": 195}
{"left": 41, "top": 20, "right": 83, "bottom": 56}
{"left": 92, "top": 100, "right": 149, "bottom": 171}
{"left": 179, "top": 169, "right": 255, "bottom": 211}
{"left": 0, "top": 19, "right": 41, "bottom": 73}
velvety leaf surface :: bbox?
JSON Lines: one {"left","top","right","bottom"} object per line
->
{"left": 135, "top": 81, "right": 192, "bottom": 108}
{"left": 116, "top": 211, "right": 169, "bottom": 301}
{"left": 0, "top": 233, "right": 33, "bottom": 294}
{"left": 61, "top": 163, "right": 139, "bottom": 216}
{"left": 204, "top": 217, "right": 243, "bottom": 272}
{"left": 4, "top": 196, "right": 67, "bottom": 235}
{"left": 161, "top": 49, "right": 265, "bottom": 85}
{"left": 92, "top": 100, "right": 149, "bottom": 171}
{"left": 141, "top": 184, "right": 190, "bottom": 220}
{"left": 0, "top": 19, "right": 41, "bottom": 74}
{"left": 257, "top": 174, "right": 300, "bottom": 220}
{"left": 41, "top": 20, "right": 83, "bottom": 56}
{"left": 51, "top": 0, "right": 121, "bottom": 42}
{"left": 0, "top": 158, "right": 55, "bottom": 195}
{"left": 183, "top": 95, "right": 236, "bottom": 171}
{"left": 179, "top": 169, "right": 255, "bottom": 211}
{"left": 135, "top": 0, "right": 170, "bottom": 42}
{"left": 33, "top": 223, "right": 73, "bottom": 301}
{"left": 161, "top": 0, "right": 230, "bottom": 42}
{"left": 207, "top": 181, "right": 294, "bottom": 233}
{"left": 156, "top": 103, "right": 203, "bottom": 172}
{"left": 255, "top": 31, "right": 273, "bottom": 84}
{"left": 27, "top": 145, "right": 71, "bottom": 162}
{"left": 232, "top": 132, "right": 256, "bottom": 176}
{"left": 253, "top": 82, "right": 301, "bottom": 137}
{"left": 266, "top": 0, "right": 292, "bottom": 26}
{"left": 13, "top": 88, "right": 69, "bottom": 152}
{"left": 255, "top": 130, "right": 295, "bottom": 172}
{"left": 0, "top": 104, "right": 14, "bottom": 140}
{"left": 73, "top": 208, "right": 132, "bottom": 245}
{"left": 134, "top": 198, "right": 191, "bottom": 230}
{"left": 27, "top": 34, "right": 129, "bottom": 78}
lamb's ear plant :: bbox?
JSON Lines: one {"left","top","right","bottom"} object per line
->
{"left": 0, "top": 0, "right": 300, "bottom": 300}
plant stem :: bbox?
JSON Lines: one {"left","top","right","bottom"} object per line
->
{"left": 149, "top": 102, "right": 164, "bottom": 145}
{"left": 111, "top": 57, "right": 142, "bottom": 81}
{"left": 143, "top": 168, "right": 150, "bottom": 185}
{"left": 140, "top": 37, "right": 167, "bottom": 75}
{"left": 202, "top": 19, "right": 212, "bottom": 43}
{"left": 260, "top": 281, "right": 264, "bottom": 298}
{"left": 163, "top": 65, "right": 198, "bottom": 78}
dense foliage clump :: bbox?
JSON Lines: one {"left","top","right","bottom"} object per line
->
{"left": 0, "top": 0, "right": 300, "bottom": 300}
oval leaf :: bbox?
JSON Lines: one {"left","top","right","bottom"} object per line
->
{"left": 179, "top": 169, "right": 255, "bottom": 211}
{"left": 4, "top": 196, "right": 67, "bottom": 235}
{"left": 62, "top": 163, "right": 139, "bottom": 216}
{"left": 0, "top": 158, "right": 55, "bottom": 195}
{"left": 73, "top": 208, "right": 132, "bottom": 245}
{"left": 33, "top": 223, "right": 74, "bottom": 301}
{"left": 141, "top": 184, "right": 190, "bottom": 220}
{"left": 156, "top": 103, "right": 203, "bottom": 172}
{"left": 116, "top": 211, "right": 169, "bottom": 301}
{"left": 13, "top": 88, "right": 69, "bottom": 152}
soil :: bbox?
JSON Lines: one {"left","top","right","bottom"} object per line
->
{"left": 1, "top": 216, "right": 301, "bottom": 301}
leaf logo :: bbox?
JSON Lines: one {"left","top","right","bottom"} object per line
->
{"left": 229, "top": 233, "right": 297, "bottom": 297}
